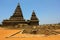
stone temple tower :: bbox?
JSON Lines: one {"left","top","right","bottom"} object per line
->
{"left": 10, "top": 3, "right": 25, "bottom": 21}
{"left": 2, "top": 3, "right": 39, "bottom": 26}
{"left": 2, "top": 3, "right": 26, "bottom": 26}
{"left": 29, "top": 11, "right": 39, "bottom": 25}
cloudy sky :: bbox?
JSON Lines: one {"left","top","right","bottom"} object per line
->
{"left": 0, "top": 0, "right": 60, "bottom": 24}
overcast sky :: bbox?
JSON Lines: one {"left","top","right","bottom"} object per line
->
{"left": 0, "top": 0, "right": 60, "bottom": 24}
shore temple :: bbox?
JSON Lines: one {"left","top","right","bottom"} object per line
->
{"left": 2, "top": 3, "right": 39, "bottom": 26}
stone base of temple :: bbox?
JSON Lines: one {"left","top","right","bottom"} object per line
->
{"left": 1, "top": 24, "right": 60, "bottom": 36}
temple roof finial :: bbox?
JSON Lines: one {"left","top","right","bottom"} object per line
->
{"left": 18, "top": 2, "right": 20, "bottom": 6}
{"left": 33, "top": 10, "right": 34, "bottom": 11}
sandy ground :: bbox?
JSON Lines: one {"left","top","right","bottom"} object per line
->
{"left": 0, "top": 27, "right": 60, "bottom": 40}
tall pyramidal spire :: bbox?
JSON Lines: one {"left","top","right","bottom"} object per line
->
{"left": 10, "top": 3, "right": 25, "bottom": 21}
{"left": 13, "top": 3, "right": 23, "bottom": 17}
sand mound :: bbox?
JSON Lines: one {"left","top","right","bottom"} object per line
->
{"left": 0, "top": 27, "right": 60, "bottom": 40}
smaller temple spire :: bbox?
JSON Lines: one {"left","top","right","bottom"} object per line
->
{"left": 30, "top": 10, "right": 38, "bottom": 20}
{"left": 30, "top": 10, "right": 39, "bottom": 25}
